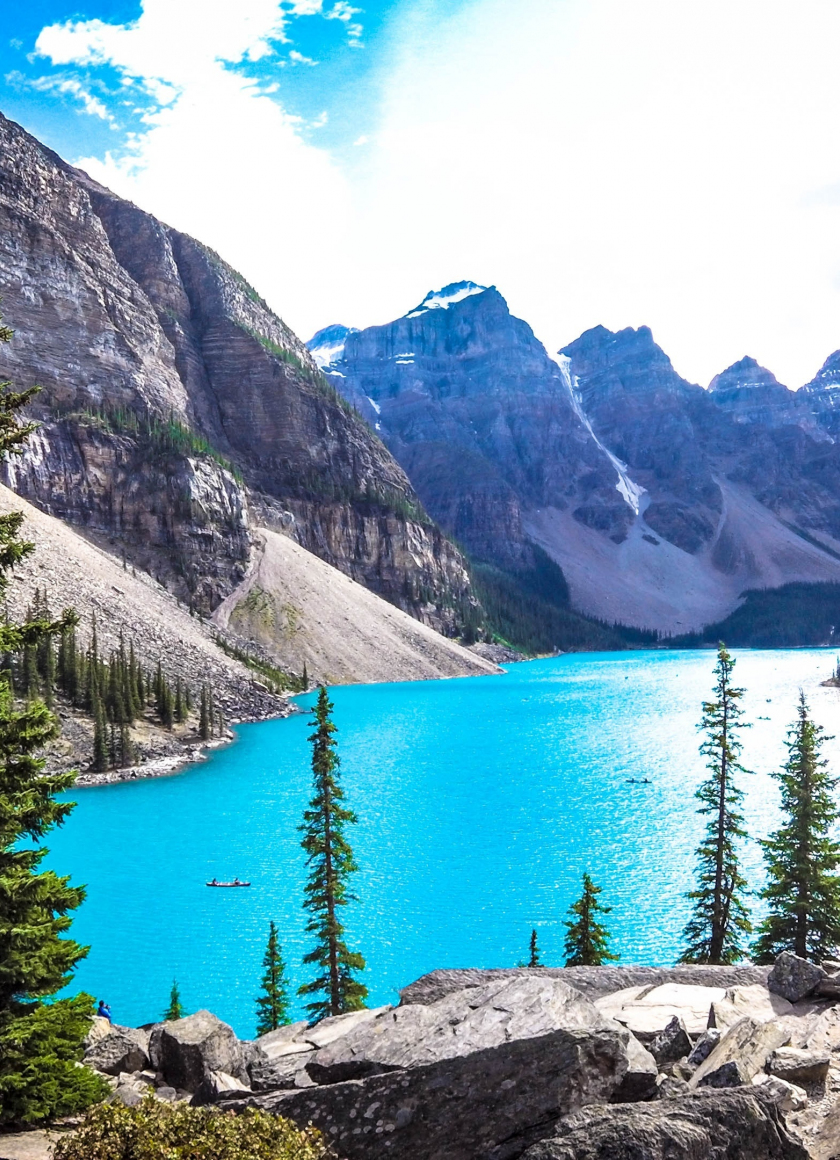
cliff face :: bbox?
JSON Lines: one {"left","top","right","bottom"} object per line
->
{"left": 312, "top": 283, "right": 632, "bottom": 573}
{"left": 0, "top": 112, "right": 473, "bottom": 628}
{"left": 315, "top": 298, "right": 840, "bottom": 634}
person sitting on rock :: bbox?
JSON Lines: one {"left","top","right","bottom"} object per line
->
{"left": 97, "top": 999, "right": 112, "bottom": 1023}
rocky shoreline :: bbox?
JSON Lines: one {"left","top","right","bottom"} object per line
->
{"left": 26, "top": 951, "right": 840, "bottom": 1159}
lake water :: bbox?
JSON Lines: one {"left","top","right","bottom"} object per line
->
{"left": 47, "top": 648, "right": 840, "bottom": 1038}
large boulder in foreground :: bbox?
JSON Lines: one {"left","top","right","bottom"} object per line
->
{"left": 223, "top": 975, "right": 643, "bottom": 1160}
{"left": 84, "top": 1025, "right": 150, "bottom": 1075}
{"left": 521, "top": 1090, "right": 809, "bottom": 1160}
{"left": 149, "top": 1011, "right": 246, "bottom": 1093}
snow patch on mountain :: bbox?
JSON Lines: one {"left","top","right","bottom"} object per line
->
{"left": 554, "top": 354, "right": 646, "bottom": 515}
{"left": 406, "top": 281, "right": 488, "bottom": 318}
{"left": 306, "top": 324, "right": 359, "bottom": 367}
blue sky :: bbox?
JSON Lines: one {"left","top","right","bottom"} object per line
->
{"left": 5, "top": 0, "right": 840, "bottom": 388}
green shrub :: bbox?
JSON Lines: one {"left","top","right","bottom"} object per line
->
{"left": 53, "top": 1097, "right": 329, "bottom": 1160}
{"left": 0, "top": 996, "right": 109, "bottom": 1128}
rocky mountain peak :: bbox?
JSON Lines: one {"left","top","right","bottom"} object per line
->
{"left": 708, "top": 356, "right": 786, "bottom": 393}
{"left": 405, "top": 280, "right": 490, "bottom": 318}
{"left": 802, "top": 349, "right": 840, "bottom": 393}
{"left": 559, "top": 324, "right": 678, "bottom": 389}
{"left": 307, "top": 323, "right": 359, "bottom": 368}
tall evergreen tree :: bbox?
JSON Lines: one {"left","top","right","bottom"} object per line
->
{"left": 563, "top": 873, "right": 619, "bottom": 966}
{"left": 680, "top": 643, "right": 752, "bottom": 965}
{"left": 163, "top": 980, "right": 185, "bottom": 1022}
{"left": 0, "top": 316, "right": 104, "bottom": 1125}
{"left": 528, "top": 928, "right": 541, "bottom": 967}
{"left": 754, "top": 692, "right": 840, "bottom": 962}
{"left": 255, "top": 921, "right": 291, "bottom": 1035}
{"left": 298, "top": 686, "right": 368, "bottom": 1020}
{"left": 199, "top": 685, "right": 210, "bottom": 741}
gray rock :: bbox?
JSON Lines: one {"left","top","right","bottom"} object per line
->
{"left": 84, "top": 1026, "right": 150, "bottom": 1076}
{"left": 249, "top": 1047, "right": 316, "bottom": 1093}
{"left": 656, "top": 1075, "right": 691, "bottom": 1099}
{"left": 521, "top": 1090, "right": 809, "bottom": 1159}
{"left": 155, "top": 1086, "right": 178, "bottom": 1102}
{"left": 612, "top": 1033, "right": 658, "bottom": 1102}
{"left": 690, "top": 1017, "right": 790, "bottom": 1089}
{"left": 709, "top": 984, "right": 794, "bottom": 1031}
{"left": 148, "top": 1011, "right": 245, "bottom": 1093}
{"left": 650, "top": 1015, "right": 694, "bottom": 1066}
{"left": 192, "top": 1070, "right": 252, "bottom": 1107}
{"left": 596, "top": 983, "right": 724, "bottom": 1040}
{"left": 768, "top": 952, "right": 827, "bottom": 1002}
{"left": 767, "top": 1046, "right": 830, "bottom": 1084}
{"left": 751, "top": 1074, "right": 809, "bottom": 1113}
{"left": 83, "top": 1015, "right": 113, "bottom": 1051}
{"left": 687, "top": 1028, "right": 721, "bottom": 1067}
{"left": 110, "top": 1084, "right": 143, "bottom": 1108}
{"left": 221, "top": 976, "right": 635, "bottom": 1159}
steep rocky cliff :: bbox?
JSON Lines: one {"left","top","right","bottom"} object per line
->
{"left": 0, "top": 112, "right": 474, "bottom": 633}
{"left": 314, "top": 296, "right": 840, "bottom": 634}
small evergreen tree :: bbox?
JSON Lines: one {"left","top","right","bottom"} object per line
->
{"left": 255, "top": 921, "right": 291, "bottom": 1035}
{"left": 302, "top": 661, "right": 308, "bottom": 691}
{"left": 91, "top": 685, "right": 109, "bottom": 773}
{"left": 754, "top": 692, "right": 840, "bottom": 962}
{"left": 199, "top": 685, "right": 210, "bottom": 741}
{"left": 564, "top": 873, "right": 619, "bottom": 965}
{"left": 528, "top": 928, "right": 541, "bottom": 967}
{"left": 298, "top": 686, "right": 368, "bottom": 1019}
{"left": 163, "top": 980, "right": 185, "bottom": 1022}
{"left": 680, "top": 643, "right": 752, "bottom": 965}
{"left": 0, "top": 316, "right": 104, "bottom": 1125}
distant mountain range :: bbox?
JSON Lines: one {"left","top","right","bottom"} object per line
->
{"left": 309, "top": 283, "right": 840, "bottom": 635}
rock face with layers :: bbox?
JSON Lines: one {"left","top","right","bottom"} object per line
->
{"left": 0, "top": 112, "right": 475, "bottom": 634}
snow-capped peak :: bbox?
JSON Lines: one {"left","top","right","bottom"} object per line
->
{"left": 306, "top": 323, "right": 359, "bottom": 367}
{"left": 406, "top": 281, "right": 489, "bottom": 319}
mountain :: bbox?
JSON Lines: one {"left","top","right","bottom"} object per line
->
{"left": 314, "top": 292, "right": 840, "bottom": 635}
{"left": 0, "top": 111, "right": 476, "bottom": 646}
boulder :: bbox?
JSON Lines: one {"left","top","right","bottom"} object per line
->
{"left": 83, "top": 1015, "right": 113, "bottom": 1051}
{"left": 109, "top": 1084, "right": 143, "bottom": 1108}
{"left": 768, "top": 952, "right": 827, "bottom": 1002}
{"left": 520, "top": 1090, "right": 809, "bottom": 1159}
{"left": 612, "top": 1033, "right": 658, "bottom": 1102}
{"left": 84, "top": 1026, "right": 150, "bottom": 1076}
{"left": 149, "top": 1011, "right": 245, "bottom": 1093}
{"left": 767, "top": 1046, "right": 830, "bottom": 1085}
{"left": 709, "top": 984, "right": 794, "bottom": 1032}
{"left": 303, "top": 1006, "right": 390, "bottom": 1049}
{"left": 751, "top": 1073, "right": 809, "bottom": 1113}
{"left": 249, "top": 1044, "right": 315, "bottom": 1092}
{"left": 221, "top": 976, "right": 636, "bottom": 1160}
{"left": 649, "top": 1015, "right": 693, "bottom": 1066}
{"left": 595, "top": 983, "right": 725, "bottom": 1039}
{"left": 192, "top": 1070, "right": 252, "bottom": 1107}
{"left": 690, "top": 1017, "right": 790, "bottom": 1089}
{"left": 687, "top": 1028, "right": 721, "bottom": 1067}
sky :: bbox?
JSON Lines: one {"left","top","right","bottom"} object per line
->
{"left": 4, "top": 0, "right": 840, "bottom": 387}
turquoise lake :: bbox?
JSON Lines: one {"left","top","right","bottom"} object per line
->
{"left": 48, "top": 648, "right": 840, "bottom": 1038}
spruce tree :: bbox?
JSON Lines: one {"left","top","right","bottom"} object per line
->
{"left": 754, "top": 692, "right": 840, "bottom": 963}
{"left": 563, "top": 873, "right": 619, "bottom": 965}
{"left": 0, "top": 318, "right": 104, "bottom": 1125}
{"left": 298, "top": 686, "right": 368, "bottom": 1019}
{"left": 255, "top": 920, "right": 291, "bottom": 1035}
{"left": 199, "top": 685, "right": 211, "bottom": 741}
{"left": 163, "top": 980, "right": 185, "bottom": 1022}
{"left": 528, "top": 928, "right": 541, "bottom": 967}
{"left": 680, "top": 643, "right": 752, "bottom": 965}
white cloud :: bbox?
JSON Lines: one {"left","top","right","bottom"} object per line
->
{"left": 6, "top": 69, "right": 114, "bottom": 121}
{"left": 30, "top": 0, "right": 840, "bottom": 385}
{"left": 289, "top": 49, "right": 318, "bottom": 65}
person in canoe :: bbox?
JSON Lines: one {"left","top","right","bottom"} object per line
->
{"left": 210, "top": 877, "right": 218, "bottom": 885}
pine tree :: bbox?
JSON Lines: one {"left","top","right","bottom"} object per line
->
{"left": 754, "top": 692, "right": 840, "bottom": 963}
{"left": 91, "top": 684, "right": 109, "bottom": 773}
{"left": 528, "top": 928, "right": 541, "bottom": 967}
{"left": 563, "top": 873, "right": 619, "bottom": 965}
{"left": 302, "top": 661, "right": 308, "bottom": 691}
{"left": 199, "top": 685, "right": 211, "bottom": 741}
{"left": 0, "top": 318, "right": 104, "bottom": 1126}
{"left": 174, "top": 676, "right": 184, "bottom": 724}
{"left": 208, "top": 686, "right": 215, "bottom": 738}
{"left": 255, "top": 921, "right": 291, "bottom": 1035}
{"left": 163, "top": 980, "right": 185, "bottom": 1022}
{"left": 680, "top": 643, "right": 752, "bottom": 965}
{"left": 298, "top": 686, "right": 368, "bottom": 1020}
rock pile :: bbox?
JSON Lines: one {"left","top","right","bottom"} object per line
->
{"left": 81, "top": 954, "right": 840, "bottom": 1159}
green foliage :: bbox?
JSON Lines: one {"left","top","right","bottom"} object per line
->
{"left": 563, "top": 873, "right": 619, "bottom": 966}
{"left": 0, "top": 995, "right": 108, "bottom": 1128}
{"left": 256, "top": 921, "right": 291, "bottom": 1035}
{"left": 53, "top": 1096, "right": 329, "bottom": 1160}
{"left": 0, "top": 312, "right": 97, "bottom": 1126}
{"left": 754, "top": 693, "right": 840, "bottom": 963}
{"left": 670, "top": 582, "right": 840, "bottom": 649}
{"left": 199, "top": 685, "right": 211, "bottom": 741}
{"left": 528, "top": 928, "right": 541, "bottom": 967}
{"left": 163, "top": 980, "right": 185, "bottom": 1022}
{"left": 680, "top": 644, "right": 753, "bottom": 965}
{"left": 213, "top": 634, "right": 292, "bottom": 693}
{"left": 299, "top": 687, "right": 368, "bottom": 1020}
